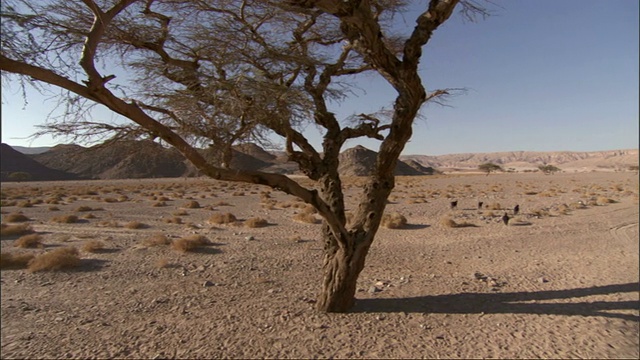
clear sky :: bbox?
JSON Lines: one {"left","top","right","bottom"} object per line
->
{"left": 1, "top": 0, "right": 638, "bottom": 155}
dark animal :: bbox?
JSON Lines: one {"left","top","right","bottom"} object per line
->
{"left": 478, "top": 201, "right": 483, "bottom": 209}
{"left": 513, "top": 204, "right": 520, "bottom": 215}
{"left": 502, "top": 212, "right": 510, "bottom": 225}
{"left": 450, "top": 201, "right": 458, "bottom": 210}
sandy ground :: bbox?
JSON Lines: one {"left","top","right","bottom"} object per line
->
{"left": 1, "top": 171, "right": 638, "bottom": 359}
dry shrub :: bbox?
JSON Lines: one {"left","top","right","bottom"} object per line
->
{"left": 76, "top": 206, "right": 93, "bottom": 212}
{"left": 82, "top": 213, "right": 96, "bottom": 219}
{"left": 524, "top": 191, "right": 539, "bottom": 195}
{"left": 51, "top": 214, "right": 80, "bottom": 224}
{"left": 0, "top": 252, "right": 35, "bottom": 270}
{"left": 483, "top": 210, "right": 496, "bottom": 217}
{"left": 293, "top": 213, "right": 319, "bottom": 224}
{"left": 1, "top": 223, "right": 34, "bottom": 237}
{"left": 183, "top": 200, "right": 201, "bottom": 209}
{"left": 301, "top": 205, "right": 317, "bottom": 214}
{"left": 163, "top": 216, "right": 182, "bottom": 224}
{"left": 596, "top": 196, "right": 616, "bottom": 205}
{"left": 48, "top": 206, "right": 60, "bottom": 211}
{"left": 5, "top": 213, "right": 30, "bottom": 222}
{"left": 157, "top": 196, "right": 170, "bottom": 202}
{"left": 381, "top": 212, "right": 408, "bottom": 229}
{"left": 27, "top": 247, "right": 81, "bottom": 273}
{"left": 173, "top": 209, "right": 188, "bottom": 216}
{"left": 14, "top": 234, "right": 43, "bottom": 248}
{"left": 103, "top": 197, "right": 118, "bottom": 203}
{"left": 171, "top": 235, "right": 210, "bottom": 252}
{"left": 17, "top": 201, "right": 33, "bottom": 208}
{"left": 570, "top": 201, "right": 587, "bottom": 210}
{"left": 232, "top": 191, "right": 245, "bottom": 196}
{"left": 125, "top": 221, "right": 148, "bottom": 229}
{"left": 244, "top": 217, "right": 268, "bottom": 228}
{"left": 143, "top": 233, "right": 171, "bottom": 247}
{"left": 214, "top": 201, "right": 231, "bottom": 207}
{"left": 82, "top": 240, "right": 105, "bottom": 253}
{"left": 555, "top": 204, "right": 571, "bottom": 215}
{"left": 152, "top": 201, "right": 167, "bottom": 207}
{"left": 209, "top": 212, "right": 237, "bottom": 224}
{"left": 530, "top": 208, "right": 550, "bottom": 218}
{"left": 440, "top": 216, "right": 476, "bottom": 228}
{"left": 488, "top": 202, "right": 502, "bottom": 210}
{"left": 156, "top": 258, "right": 171, "bottom": 268}
{"left": 98, "top": 220, "right": 120, "bottom": 228}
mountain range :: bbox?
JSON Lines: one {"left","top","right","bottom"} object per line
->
{"left": 2, "top": 141, "right": 637, "bottom": 182}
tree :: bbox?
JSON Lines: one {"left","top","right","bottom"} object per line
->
{"left": 0, "top": 0, "right": 486, "bottom": 312}
{"left": 8, "top": 171, "right": 32, "bottom": 182}
{"left": 478, "top": 162, "right": 503, "bottom": 175}
{"left": 538, "top": 164, "right": 561, "bottom": 175}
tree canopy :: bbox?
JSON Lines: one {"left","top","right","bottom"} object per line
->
{"left": 0, "top": 0, "right": 486, "bottom": 312}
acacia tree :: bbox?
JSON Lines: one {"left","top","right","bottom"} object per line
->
{"left": 478, "top": 162, "right": 503, "bottom": 175}
{"left": 0, "top": 0, "right": 484, "bottom": 312}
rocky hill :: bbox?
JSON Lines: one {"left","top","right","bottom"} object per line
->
{"left": 401, "top": 149, "right": 639, "bottom": 172}
{"left": 338, "top": 145, "right": 433, "bottom": 176}
{"left": 0, "top": 143, "right": 79, "bottom": 181}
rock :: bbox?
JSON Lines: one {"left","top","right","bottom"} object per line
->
{"left": 203, "top": 281, "right": 214, "bottom": 287}
{"left": 368, "top": 286, "right": 381, "bottom": 294}
{"left": 538, "top": 277, "right": 549, "bottom": 283}
{"left": 195, "top": 265, "right": 206, "bottom": 272}
{"left": 245, "top": 236, "right": 254, "bottom": 241}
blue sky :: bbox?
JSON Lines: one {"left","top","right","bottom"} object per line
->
{"left": 1, "top": 0, "right": 638, "bottom": 155}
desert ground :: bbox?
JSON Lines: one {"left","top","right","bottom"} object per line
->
{"left": 1, "top": 171, "right": 638, "bottom": 359}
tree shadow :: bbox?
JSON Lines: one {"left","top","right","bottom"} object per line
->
{"left": 353, "top": 282, "right": 640, "bottom": 322}
{"left": 400, "top": 224, "right": 431, "bottom": 230}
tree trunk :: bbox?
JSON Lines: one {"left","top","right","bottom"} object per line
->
{"left": 317, "top": 230, "right": 371, "bottom": 312}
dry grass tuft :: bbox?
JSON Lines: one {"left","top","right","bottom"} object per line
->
{"left": 171, "top": 234, "right": 210, "bottom": 252}
{"left": 143, "top": 233, "right": 171, "bottom": 247}
{"left": 183, "top": 200, "right": 201, "bottom": 209}
{"left": 381, "top": 212, "right": 408, "bottom": 229}
{"left": 440, "top": 216, "right": 477, "bottom": 228}
{"left": 244, "top": 217, "right": 269, "bottom": 228}
{"left": 488, "top": 202, "right": 502, "bottom": 210}
{"left": 293, "top": 212, "right": 319, "bottom": 224}
{"left": 163, "top": 216, "right": 183, "bottom": 224}
{"left": 14, "top": 234, "right": 44, "bottom": 248}
{"left": 596, "top": 196, "right": 616, "bottom": 205}
{"left": 5, "top": 213, "right": 30, "bottom": 222}
{"left": 27, "top": 247, "right": 81, "bottom": 273}
{"left": 0, "top": 252, "right": 35, "bottom": 270}
{"left": 51, "top": 214, "right": 80, "bottom": 224}
{"left": 48, "top": 206, "right": 60, "bottom": 211}
{"left": 76, "top": 206, "right": 93, "bottom": 212}
{"left": 1, "top": 223, "right": 35, "bottom": 237}
{"left": 125, "top": 221, "right": 148, "bottom": 229}
{"left": 209, "top": 212, "right": 237, "bottom": 224}
{"left": 156, "top": 258, "right": 171, "bottom": 268}
{"left": 82, "top": 240, "right": 105, "bottom": 253}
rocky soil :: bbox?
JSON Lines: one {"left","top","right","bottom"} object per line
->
{"left": 1, "top": 172, "right": 638, "bottom": 359}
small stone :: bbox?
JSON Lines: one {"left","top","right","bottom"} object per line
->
{"left": 245, "top": 236, "right": 254, "bottom": 241}
{"left": 375, "top": 281, "right": 385, "bottom": 287}
{"left": 368, "top": 286, "right": 381, "bottom": 294}
{"left": 538, "top": 277, "right": 549, "bottom": 283}
{"left": 195, "top": 265, "right": 206, "bottom": 272}
{"left": 203, "top": 281, "right": 214, "bottom": 287}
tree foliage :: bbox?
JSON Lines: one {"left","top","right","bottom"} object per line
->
{"left": 8, "top": 171, "right": 32, "bottom": 182}
{"left": 538, "top": 164, "right": 561, "bottom": 175}
{"left": 0, "top": 0, "right": 486, "bottom": 312}
{"left": 478, "top": 162, "right": 503, "bottom": 175}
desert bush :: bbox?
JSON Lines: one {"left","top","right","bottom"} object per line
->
{"left": 596, "top": 196, "right": 616, "bottom": 205}
{"left": 183, "top": 200, "right": 201, "bottom": 209}
{"left": 0, "top": 252, "right": 35, "bottom": 270}
{"left": 244, "top": 217, "right": 269, "bottom": 228}
{"left": 172, "top": 209, "right": 188, "bottom": 216}
{"left": 293, "top": 212, "right": 319, "bottom": 224}
{"left": 171, "top": 235, "right": 210, "bottom": 252}
{"left": 82, "top": 240, "right": 105, "bottom": 253}
{"left": 232, "top": 191, "right": 245, "bottom": 196}
{"left": 156, "top": 258, "right": 171, "bottom": 268}
{"left": 17, "top": 200, "right": 33, "bottom": 208}
{"left": 103, "top": 197, "right": 118, "bottom": 203}
{"left": 209, "top": 212, "right": 237, "bottom": 224}
{"left": 76, "top": 206, "right": 93, "bottom": 212}
{"left": 215, "top": 201, "right": 231, "bottom": 206}
{"left": 14, "top": 234, "right": 44, "bottom": 248}
{"left": 440, "top": 216, "right": 476, "bottom": 228}
{"left": 488, "top": 202, "right": 502, "bottom": 210}
{"left": 152, "top": 201, "right": 167, "bottom": 207}
{"left": 143, "top": 233, "right": 171, "bottom": 247}
{"left": 1, "top": 223, "right": 34, "bottom": 237}
{"left": 28, "top": 247, "right": 81, "bottom": 273}
{"left": 125, "top": 221, "right": 148, "bottom": 229}
{"left": 5, "top": 212, "right": 30, "bottom": 222}
{"left": 381, "top": 212, "right": 408, "bottom": 229}
{"left": 51, "top": 214, "right": 80, "bottom": 223}
{"left": 82, "top": 213, "right": 96, "bottom": 219}
{"left": 163, "top": 216, "right": 182, "bottom": 224}
{"left": 48, "top": 206, "right": 60, "bottom": 211}
{"left": 530, "top": 208, "right": 550, "bottom": 218}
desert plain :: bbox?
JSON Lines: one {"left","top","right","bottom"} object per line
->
{"left": 1, "top": 171, "right": 638, "bottom": 359}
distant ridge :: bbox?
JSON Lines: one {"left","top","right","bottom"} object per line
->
{"left": 1, "top": 143, "right": 79, "bottom": 181}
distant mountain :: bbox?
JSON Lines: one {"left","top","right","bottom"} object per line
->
{"left": 401, "top": 149, "right": 639, "bottom": 172}
{"left": 0, "top": 143, "right": 79, "bottom": 181}
{"left": 31, "top": 141, "right": 188, "bottom": 179}
{"left": 339, "top": 145, "right": 430, "bottom": 176}
{"left": 11, "top": 145, "right": 52, "bottom": 155}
